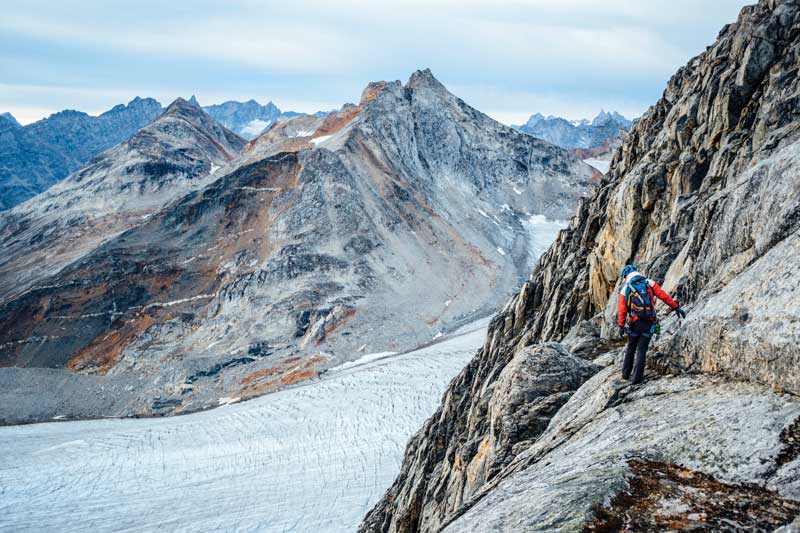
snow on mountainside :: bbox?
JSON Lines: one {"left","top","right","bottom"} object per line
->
{"left": 362, "top": 2, "right": 800, "bottom": 532}
{"left": 0, "top": 69, "right": 596, "bottom": 424}
{"left": 515, "top": 110, "right": 632, "bottom": 176}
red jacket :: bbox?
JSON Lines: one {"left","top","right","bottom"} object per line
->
{"left": 617, "top": 273, "right": 678, "bottom": 327}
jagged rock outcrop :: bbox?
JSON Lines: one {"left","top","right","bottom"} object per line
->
{"left": 0, "top": 97, "right": 164, "bottom": 209}
{"left": 361, "top": 343, "right": 598, "bottom": 532}
{"left": 0, "top": 70, "right": 595, "bottom": 423}
{"left": 363, "top": 2, "right": 800, "bottom": 531}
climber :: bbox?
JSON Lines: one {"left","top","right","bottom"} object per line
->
{"left": 617, "top": 264, "right": 686, "bottom": 384}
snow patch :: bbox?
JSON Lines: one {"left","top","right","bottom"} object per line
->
{"left": 583, "top": 158, "right": 611, "bottom": 174}
{"left": 310, "top": 134, "right": 333, "bottom": 146}
{"left": 218, "top": 396, "right": 241, "bottom": 406}
{"left": 333, "top": 351, "right": 397, "bottom": 372}
{"left": 241, "top": 119, "right": 273, "bottom": 137}
{"left": 496, "top": 247, "right": 506, "bottom": 256}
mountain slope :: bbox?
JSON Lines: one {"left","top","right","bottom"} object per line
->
{"left": 362, "top": 2, "right": 800, "bottom": 531}
{"left": 0, "top": 70, "right": 596, "bottom": 423}
{"left": 0, "top": 98, "right": 245, "bottom": 304}
{"left": 0, "top": 97, "right": 163, "bottom": 209}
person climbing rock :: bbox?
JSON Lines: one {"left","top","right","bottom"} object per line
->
{"left": 617, "top": 264, "right": 686, "bottom": 384}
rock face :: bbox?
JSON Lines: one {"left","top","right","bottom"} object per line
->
{"left": 515, "top": 110, "right": 631, "bottom": 151}
{"left": 199, "top": 97, "right": 303, "bottom": 139}
{"left": 362, "top": 2, "right": 800, "bottom": 531}
{"left": 0, "top": 70, "right": 595, "bottom": 423}
{"left": 0, "top": 97, "right": 163, "bottom": 210}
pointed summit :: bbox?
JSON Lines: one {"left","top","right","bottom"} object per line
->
{"left": 1, "top": 112, "right": 21, "bottom": 127}
{"left": 188, "top": 95, "right": 201, "bottom": 108}
{"left": 406, "top": 68, "right": 446, "bottom": 91}
{"left": 163, "top": 97, "right": 206, "bottom": 120}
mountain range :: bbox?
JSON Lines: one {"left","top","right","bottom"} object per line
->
{"left": 191, "top": 95, "right": 305, "bottom": 139}
{"left": 0, "top": 70, "right": 597, "bottom": 423}
{"left": 363, "top": 1, "right": 800, "bottom": 531}
{"left": 514, "top": 110, "right": 632, "bottom": 165}
{"left": 0, "top": 98, "right": 315, "bottom": 211}
{"left": 0, "top": 97, "right": 162, "bottom": 210}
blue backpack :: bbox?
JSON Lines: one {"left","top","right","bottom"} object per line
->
{"left": 626, "top": 276, "right": 656, "bottom": 321}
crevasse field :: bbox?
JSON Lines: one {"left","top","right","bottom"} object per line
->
{"left": 0, "top": 321, "right": 487, "bottom": 533}
{"left": 0, "top": 219, "right": 564, "bottom": 533}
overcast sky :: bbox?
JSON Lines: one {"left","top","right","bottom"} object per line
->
{"left": 1, "top": 0, "right": 751, "bottom": 125}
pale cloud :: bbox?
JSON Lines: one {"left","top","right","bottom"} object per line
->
{"left": 0, "top": 0, "right": 752, "bottom": 124}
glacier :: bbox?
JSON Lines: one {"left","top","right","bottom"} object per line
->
{"left": 0, "top": 321, "right": 488, "bottom": 533}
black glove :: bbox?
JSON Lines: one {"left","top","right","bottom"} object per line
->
{"left": 675, "top": 307, "right": 687, "bottom": 319}
{"left": 618, "top": 326, "right": 626, "bottom": 338}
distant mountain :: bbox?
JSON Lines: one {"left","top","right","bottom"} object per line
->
{"left": 1, "top": 112, "right": 21, "bottom": 127}
{"left": 0, "top": 95, "right": 321, "bottom": 211}
{"left": 0, "top": 97, "right": 163, "bottom": 210}
{"left": 0, "top": 69, "right": 596, "bottom": 423}
{"left": 0, "top": 115, "right": 73, "bottom": 210}
{"left": 515, "top": 110, "right": 632, "bottom": 151}
{"left": 0, "top": 97, "right": 245, "bottom": 306}
{"left": 196, "top": 97, "right": 303, "bottom": 139}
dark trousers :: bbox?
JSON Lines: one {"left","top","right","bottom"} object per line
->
{"left": 622, "top": 321, "right": 654, "bottom": 384}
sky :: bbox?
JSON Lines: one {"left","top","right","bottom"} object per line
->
{"left": 1, "top": 0, "right": 752, "bottom": 126}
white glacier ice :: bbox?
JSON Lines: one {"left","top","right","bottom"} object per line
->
{"left": 0, "top": 322, "right": 488, "bottom": 533}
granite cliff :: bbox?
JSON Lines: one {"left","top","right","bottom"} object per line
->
{"left": 362, "top": 2, "right": 800, "bottom": 531}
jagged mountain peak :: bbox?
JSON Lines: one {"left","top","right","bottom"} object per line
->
{"left": 1, "top": 112, "right": 21, "bottom": 127}
{"left": 163, "top": 96, "right": 197, "bottom": 115}
{"left": 405, "top": 67, "right": 446, "bottom": 91}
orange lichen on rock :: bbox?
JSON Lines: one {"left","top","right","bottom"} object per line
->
{"left": 239, "top": 366, "right": 283, "bottom": 386}
{"left": 315, "top": 308, "right": 356, "bottom": 345}
{"left": 67, "top": 312, "right": 158, "bottom": 374}
{"left": 240, "top": 354, "right": 328, "bottom": 398}
{"left": 313, "top": 105, "right": 361, "bottom": 138}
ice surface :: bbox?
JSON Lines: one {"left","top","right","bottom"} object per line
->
{"left": 525, "top": 215, "right": 566, "bottom": 265}
{"left": 583, "top": 158, "right": 611, "bottom": 173}
{"left": 332, "top": 351, "right": 397, "bottom": 372}
{"left": 0, "top": 322, "right": 487, "bottom": 533}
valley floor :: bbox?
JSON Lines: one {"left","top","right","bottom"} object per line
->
{"left": 0, "top": 320, "right": 488, "bottom": 533}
